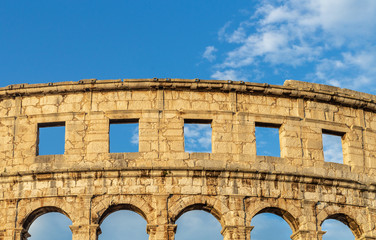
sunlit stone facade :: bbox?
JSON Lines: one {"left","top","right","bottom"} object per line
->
{"left": 0, "top": 79, "right": 375, "bottom": 240}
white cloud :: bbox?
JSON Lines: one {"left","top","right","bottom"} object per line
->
{"left": 219, "top": 0, "right": 326, "bottom": 68}
{"left": 202, "top": 46, "right": 218, "bottom": 62}
{"left": 184, "top": 124, "right": 200, "bottom": 138}
{"left": 210, "top": 0, "right": 376, "bottom": 92}
{"left": 184, "top": 124, "right": 212, "bottom": 152}
{"left": 218, "top": 21, "right": 232, "bottom": 41}
{"left": 322, "top": 134, "right": 343, "bottom": 164}
{"left": 198, "top": 127, "right": 212, "bottom": 147}
{"left": 308, "top": 0, "right": 376, "bottom": 42}
{"left": 131, "top": 126, "right": 139, "bottom": 145}
{"left": 221, "top": 30, "right": 288, "bottom": 68}
{"left": 218, "top": 20, "right": 256, "bottom": 44}
{"left": 343, "top": 51, "right": 376, "bottom": 71}
{"left": 211, "top": 69, "right": 247, "bottom": 81}
{"left": 258, "top": 0, "right": 376, "bottom": 45}
{"left": 313, "top": 49, "right": 376, "bottom": 90}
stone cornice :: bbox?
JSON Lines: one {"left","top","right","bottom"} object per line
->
{"left": 1, "top": 78, "right": 375, "bottom": 111}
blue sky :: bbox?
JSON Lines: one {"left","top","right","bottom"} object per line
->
{"left": 1, "top": 0, "right": 376, "bottom": 93}
{"left": 2, "top": 0, "right": 372, "bottom": 239}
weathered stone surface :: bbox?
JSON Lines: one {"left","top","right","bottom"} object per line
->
{"left": 0, "top": 78, "right": 375, "bottom": 240}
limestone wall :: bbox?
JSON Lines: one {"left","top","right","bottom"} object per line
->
{"left": 0, "top": 79, "right": 375, "bottom": 240}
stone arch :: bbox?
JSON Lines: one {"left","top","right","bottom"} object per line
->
{"left": 97, "top": 204, "right": 148, "bottom": 226}
{"left": 252, "top": 207, "right": 298, "bottom": 232}
{"left": 18, "top": 206, "right": 72, "bottom": 240}
{"left": 318, "top": 208, "right": 364, "bottom": 239}
{"left": 91, "top": 195, "right": 154, "bottom": 225}
{"left": 168, "top": 195, "right": 228, "bottom": 227}
{"left": 323, "top": 213, "right": 362, "bottom": 238}
{"left": 22, "top": 206, "right": 71, "bottom": 231}
{"left": 16, "top": 197, "right": 76, "bottom": 230}
{"left": 173, "top": 203, "right": 221, "bottom": 222}
{"left": 247, "top": 200, "right": 300, "bottom": 233}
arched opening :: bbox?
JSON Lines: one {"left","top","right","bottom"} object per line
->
{"left": 174, "top": 210, "right": 222, "bottom": 240}
{"left": 23, "top": 207, "right": 72, "bottom": 240}
{"left": 171, "top": 203, "right": 222, "bottom": 223}
{"left": 321, "top": 214, "right": 359, "bottom": 240}
{"left": 97, "top": 204, "right": 148, "bottom": 240}
{"left": 250, "top": 207, "right": 296, "bottom": 240}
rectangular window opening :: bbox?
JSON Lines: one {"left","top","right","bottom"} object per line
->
{"left": 37, "top": 122, "right": 65, "bottom": 156}
{"left": 109, "top": 119, "right": 139, "bottom": 153}
{"left": 255, "top": 123, "right": 281, "bottom": 157}
{"left": 322, "top": 129, "right": 344, "bottom": 164}
{"left": 184, "top": 119, "right": 212, "bottom": 153}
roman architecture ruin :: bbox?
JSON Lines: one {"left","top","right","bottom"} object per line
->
{"left": 0, "top": 78, "right": 375, "bottom": 240}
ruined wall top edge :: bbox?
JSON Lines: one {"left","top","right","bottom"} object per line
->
{"left": 2, "top": 79, "right": 375, "bottom": 111}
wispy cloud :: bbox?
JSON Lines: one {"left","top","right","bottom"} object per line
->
{"left": 131, "top": 126, "right": 139, "bottom": 145}
{"left": 312, "top": 49, "right": 376, "bottom": 90}
{"left": 208, "top": 0, "right": 376, "bottom": 93}
{"left": 211, "top": 69, "right": 247, "bottom": 81}
{"left": 184, "top": 124, "right": 212, "bottom": 152}
{"left": 202, "top": 46, "right": 218, "bottom": 62}
{"left": 322, "top": 134, "right": 343, "bottom": 164}
{"left": 255, "top": 127, "right": 280, "bottom": 157}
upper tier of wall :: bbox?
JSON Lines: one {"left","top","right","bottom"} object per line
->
{"left": 0, "top": 79, "right": 375, "bottom": 186}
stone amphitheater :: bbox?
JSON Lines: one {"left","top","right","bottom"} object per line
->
{"left": 0, "top": 78, "right": 375, "bottom": 240}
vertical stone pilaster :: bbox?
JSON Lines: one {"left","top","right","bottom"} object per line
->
{"left": 229, "top": 91, "right": 237, "bottom": 112}
{"left": 233, "top": 113, "right": 255, "bottom": 162}
{"left": 11, "top": 228, "right": 29, "bottom": 240}
{"left": 0, "top": 230, "right": 12, "bottom": 240}
{"left": 290, "top": 230, "right": 325, "bottom": 240}
{"left": 0, "top": 227, "right": 16, "bottom": 240}
{"left": 301, "top": 125, "right": 324, "bottom": 166}
{"left": 343, "top": 125, "right": 365, "bottom": 168}
{"left": 85, "top": 112, "right": 109, "bottom": 160}
{"left": 212, "top": 114, "right": 234, "bottom": 155}
{"left": 279, "top": 121, "right": 303, "bottom": 163}
{"left": 221, "top": 225, "right": 253, "bottom": 240}
{"left": 157, "top": 89, "right": 164, "bottom": 110}
{"left": 147, "top": 224, "right": 176, "bottom": 240}
{"left": 70, "top": 224, "right": 100, "bottom": 240}
{"left": 296, "top": 98, "right": 305, "bottom": 119}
